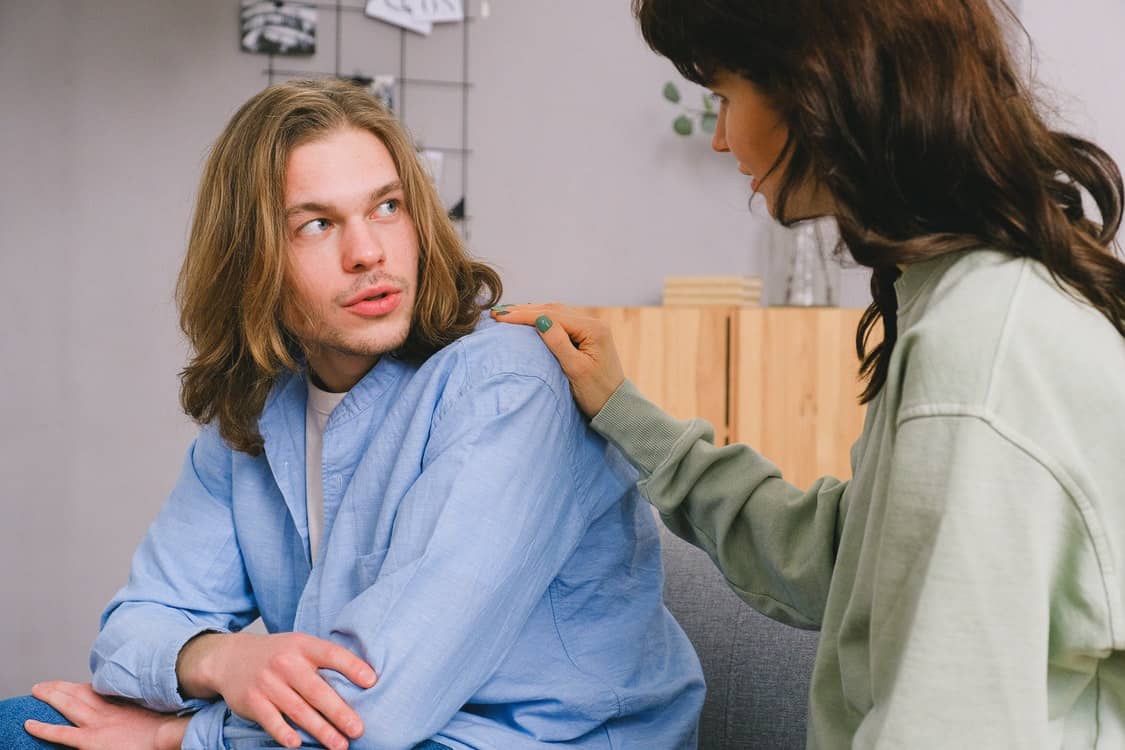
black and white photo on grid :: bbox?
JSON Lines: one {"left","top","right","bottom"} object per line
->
{"left": 240, "top": 1, "right": 317, "bottom": 55}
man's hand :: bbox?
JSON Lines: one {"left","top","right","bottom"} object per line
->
{"left": 177, "top": 631, "right": 377, "bottom": 750}
{"left": 24, "top": 681, "right": 188, "bottom": 750}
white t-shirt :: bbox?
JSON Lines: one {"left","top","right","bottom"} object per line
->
{"left": 305, "top": 377, "right": 346, "bottom": 564}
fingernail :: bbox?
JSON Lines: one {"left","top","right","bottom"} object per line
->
{"left": 491, "top": 304, "right": 510, "bottom": 311}
{"left": 494, "top": 310, "right": 510, "bottom": 316}
{"left": 535, "top": 315, "right": 553, "bottom": 333}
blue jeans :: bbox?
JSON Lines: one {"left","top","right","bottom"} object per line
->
{"left": 0, "top": 696, "right": 70, "bottom": 749}
{"left": 0, "top": 695, "right": 451, "bottom": 749}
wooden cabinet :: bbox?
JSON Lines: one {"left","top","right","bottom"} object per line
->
{"left": 578, "top": 307, "right": 869, "bottom": 489}
{"left": 574, "top": 306, "right": 732, "bottom": 442}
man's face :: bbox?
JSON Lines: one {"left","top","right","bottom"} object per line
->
{"left": 283, "top": 126, "right": 420, "bottom": 391}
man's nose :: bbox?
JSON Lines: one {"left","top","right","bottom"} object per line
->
{"left": 341, "top": 222, "right": 386, "bottom": 271}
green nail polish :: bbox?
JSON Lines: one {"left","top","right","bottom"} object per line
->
{"left": 536, "top": 315, "right": 553, "bottom": 333}
{"left": 495, "top": 310, "right": 510, "bottom": 316}
{"left": 491, "top": 304, "right": 511, "bottom": 311}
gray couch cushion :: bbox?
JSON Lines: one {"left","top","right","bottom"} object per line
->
{"left": 661, "top": 525, "right": 819, "bottom": 750}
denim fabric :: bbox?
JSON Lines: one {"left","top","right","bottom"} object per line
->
{"left": 0, "top": 696, "right": 70, "bottom": 750}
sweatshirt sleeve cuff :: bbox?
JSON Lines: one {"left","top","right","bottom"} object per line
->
{"left": 590, "top": 379, "right": 715, "bottom": 475}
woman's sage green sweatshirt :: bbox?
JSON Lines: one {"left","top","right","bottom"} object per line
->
{"left": 591, "top": 250, "right": 1125, "bottom": 749}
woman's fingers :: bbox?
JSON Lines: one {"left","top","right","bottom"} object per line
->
{"left": 533, "top": 313, "right": 593, "bottom": 372}
{"left": 492, "top": 304, "right": 586, "bottom": 357}
{"left": 489, "top": 303, "right": 555, "bottom": 327}
{"left": 492, "top": 303, "right": 625, "bottom": 417}
{"left": 492, "top": 304, "right": 586, "bottom": 369}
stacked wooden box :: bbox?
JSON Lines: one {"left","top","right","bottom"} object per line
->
{"left": 662, "top": 275, "right": 763, "bottom": 307}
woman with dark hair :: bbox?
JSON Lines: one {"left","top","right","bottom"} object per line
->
{"left": 496, "top": 0, "right": 1125, "bottom": 745}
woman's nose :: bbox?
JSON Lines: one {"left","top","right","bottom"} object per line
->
{"left": 711, "top": 110, "right": 729, "bottom": 153}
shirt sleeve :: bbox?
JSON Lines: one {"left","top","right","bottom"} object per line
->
{"left": 854, "top": 413, "right": 1109, "bottom": 747}
{"left": 89, "top": 425, "right": 257, "bottom": 717}
{"left": 590, "top": 379, "right": 847, "bottom": 629}
{"left": 320, "top": 370, "right": 597, "bottom": 750}
{"left": 180, "top": 701, "right": 230, "bottom": 750}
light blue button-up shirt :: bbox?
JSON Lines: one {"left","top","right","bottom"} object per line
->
{"left": 90, "top": 318, "right": 704, "bottom": 749}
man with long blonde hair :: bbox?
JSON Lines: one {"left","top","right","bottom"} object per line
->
{"left": 3, "top": 79, "right": 704, "bottom": 750}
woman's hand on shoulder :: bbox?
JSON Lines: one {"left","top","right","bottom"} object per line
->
{"left": 491, "top": 303, "right": 625, "bottom": 419}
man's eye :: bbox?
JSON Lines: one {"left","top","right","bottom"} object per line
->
{"left": 297, "top": 218, "right": 331, "bottom": 236}
{"left": 374, "top": 199, "right": 400, "bottom": 217}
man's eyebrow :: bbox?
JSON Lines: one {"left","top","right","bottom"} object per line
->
{"left": 370, "top": 180, "right": 403, "bottom": 203}
{"left": 286, "top": 201, "right": 329, "bottom": 218}
{"left": 285, "top": 180, "right": 404, "bottom": 217}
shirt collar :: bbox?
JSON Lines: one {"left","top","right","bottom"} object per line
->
{"left": 261, "top": 355, "right": 414, "bottom": 439}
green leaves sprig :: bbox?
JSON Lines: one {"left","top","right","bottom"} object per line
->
{"left": 663, "top": 82, "right": 717, "bottom": 137}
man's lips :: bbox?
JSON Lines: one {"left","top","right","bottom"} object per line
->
{"left": 343, "top": 286, "right": 403, "bottom": 316}
{"left": 344, "top": 285, "right": 399, "bottom": 306}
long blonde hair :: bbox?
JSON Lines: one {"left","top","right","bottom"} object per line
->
{"left": 177, "top": 79, "right": 501, "bottom": 455}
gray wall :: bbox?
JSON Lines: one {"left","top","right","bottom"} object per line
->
{"left": 1, "top": 0, "right": 1122, "bottom": 697}
{"left": 1, "top": 0, "right": 257, "bottom": 696}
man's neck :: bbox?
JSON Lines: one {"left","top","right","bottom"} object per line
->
{"left": 306, "top": 351, "right": 379, "bottom": 393}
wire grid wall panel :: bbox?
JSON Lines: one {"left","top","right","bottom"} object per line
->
{"left": 262, "top": 1, "right": 475, "bottom": 240}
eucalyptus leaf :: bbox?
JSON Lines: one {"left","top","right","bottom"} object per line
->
{"left": 673, "top": 115, "right": 693, "bottom": 136}
{"left": 701, "top": 112, "right": 718, "bottom": 134}
{"left": 663, "top": 82, "right": 682, "bottom": 103}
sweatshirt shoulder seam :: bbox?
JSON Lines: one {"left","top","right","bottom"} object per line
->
{"left": 896, "top": 406, "right": 1119, "bottom": 645}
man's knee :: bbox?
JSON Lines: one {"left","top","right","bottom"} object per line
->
{"left": 0, "top": 695, "right": 70, "bottom": 749}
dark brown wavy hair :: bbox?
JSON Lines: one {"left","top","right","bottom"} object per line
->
{"left": 635, "top": 0, "right": 1124, "bottom": 402}
{"left": 177, "top": 79, "right": 501, "bottom": 455}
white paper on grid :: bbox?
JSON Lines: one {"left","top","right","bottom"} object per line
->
{"left": 364, "top": 0, "right": 465, "bottom": 34}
